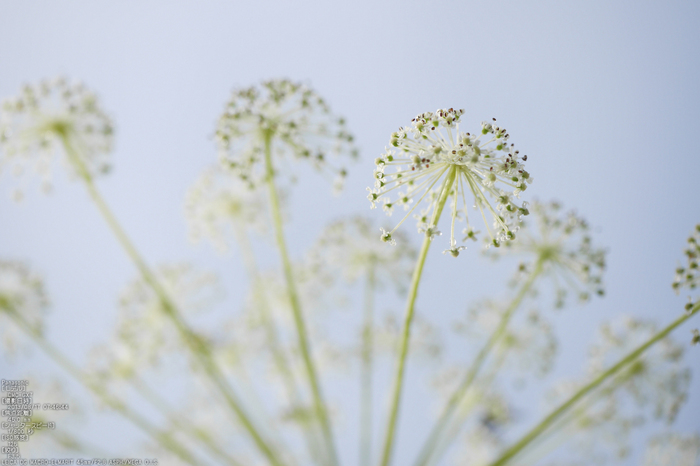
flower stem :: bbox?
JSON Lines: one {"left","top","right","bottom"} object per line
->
{"left": 2, "top": 304, "right": 202, "bottom": 466}
{"left": 488, "top": 301, "right": 700, "bottom": 466}
{"left": 62, "top": 139, "right": 283, "bottom": 466}
{"left": 233, "top": 226, "right": 325, "bottom": 464}
{"left": 130, "top": 376, "right": 243, "bottom": 466}
{"left": 360, "top": 263, "right": 377, "bottom": 466}
{"left": 263, "top": 133, "right": 338, "bottom": 466}
{"left": 378, "top": 167, "right": 457, "bottom": 466}
{"left": 413, "top": 260, "right": 543, "bottom": 466}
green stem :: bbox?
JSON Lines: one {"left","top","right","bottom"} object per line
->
{"left": 3, "top": 305, "right": 202, "bottom": 466}
{"left": 489, "top": 301, "right": 700, "bottom": 466}
{"left": 233, "top": 227, "right": 306, "bottom": 415}
{"left": 414, "top": 260, "right": 543, "bottom": 466}
{"left": 428, "top": 343, "right": 510, "bottom": 466}
{"left": 262, "top": 133, "right": 338, "bottom": 466}
{"left": 360, "top": 263, "right": 377, "bottom": 466}
{"left": 130, "top": 376, "right": 242, "bottom": 466}
{"left": 62, "top": 139, "right": 283, "bottom": 466}
{"left": 511, "top": 379, "right": 619, "bottom": 466}
{"left": 378, "top": 167, "right": 457, "bottom": 466}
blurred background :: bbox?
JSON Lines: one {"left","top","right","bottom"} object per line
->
{"left": 1, "top": 1, "right": 698, "bottom": 465}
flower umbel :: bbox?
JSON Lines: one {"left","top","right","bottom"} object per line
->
{"left": 0, "top": 78, "right": 113, "bottom": 197}
{"left": 185, "top": 164, "right": 271, "bottom": 253}
{"left": 215, "top": 79, "right": 358, "bottom": 191}
{"left": 489, "top": 200, "right": 606, "bottom": 308}
{"left": 369, "top": 109, "right": 531, "bottom": 253}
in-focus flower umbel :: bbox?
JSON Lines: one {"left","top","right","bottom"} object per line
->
{"left": 215, "top": 79, "right": 358, "bottom": 191}
{"left": 490, "top": 200, "right": 606, "bottom": 308}
{"left": 368, "top": 109, "right": 531, "bottom": 254}
{"left": 0, "top": 78, "right": 113, "bottom": 197}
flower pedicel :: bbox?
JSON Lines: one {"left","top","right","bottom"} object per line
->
{"left": 369, "top": 109, "right": 531, "bottom": 255}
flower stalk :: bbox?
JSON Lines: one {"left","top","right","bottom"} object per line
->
{"left": 232, "top": 225, "right": 326, "bottom": 464}
{"left": 489, "top": 301, "right": 700, "bottom": 466}
{"left": 263, "top": 132, "right": 338, "bottom": 466}
{"left": 1, "top": 302, "right": 202, "bottom": 466}
{"left": 378, "top": 166, "right": 457, "bottom": 466}
{"left": 360, "top": 262, "right": 377, "bottom": 466}
{"left": 414, "top": 259, "right": 544, "bottom": 466}
{"left": 61, "top": 137, "right": 283, "bottom": 466}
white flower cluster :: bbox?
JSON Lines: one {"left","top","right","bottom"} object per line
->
{"left": 0, "top": 260, "right": 48, "bottom": 355}
{"left": 587, "top": 317, "right": 690, "bottom": 423}
{"left": 368, "top": 109, "right": 531, "bottom": 254}
{"left": 642, "top": 432, "right": 700, "bottom": 466}
{"left": 215, "top": 79, "right": 358, "bottom": 191}
{"left": 0, "top": 78, "right": 113, "bottom": 197}
{"left": 90, "top": 264, "right": 221, "bottom": 378}
{"left": 185, "top": 164, "right": 270, "bottom": 253}
{"left": 491, "top": 200, "right": 606, "bottom": 308}
{"left": 308, "top": 216, "right": 417, "bottom": 292}
{"left": 454, "top": 300, "right": 557, "bottom": 377}
{"left": 546, "top": 317, "right": 691, "bottom": 462}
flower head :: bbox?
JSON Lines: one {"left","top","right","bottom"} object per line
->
{"left": 308, "top": 216, "right": 416, "bottom": 292}
{"left": 673, "top": 224, "right": 700, "bottom": 293}
{"left": 89, "top": 263, "right": 221, "bottom": 378}
{"left": 369, "top": 109, "right": 531, "bottom": 253}
{"left": 0, "top": 260, "right": 49, "bottom": 355}
{"left": 454, "top": 300, "right": 557, "bottom": 377}
{"left": 586, "top": 317, "right": 690, "bottom": 424}
{"left": 0, "top": 77, "right": 113, "bottom": 197}
{"left": 547, "top": 317, "right": 691, "bottom": 461}
{"left": 643, "top": 433, "right": 700, "bottom": 466}
{"left": 185, "top": 164, "right": 271, "bottom": 252}
{"left": 489, "top": 200, "right": 606, "bottom": 308}
{"left": 215, "top": 79, "right": 358, "bottom": 191}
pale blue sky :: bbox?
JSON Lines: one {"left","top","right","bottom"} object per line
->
{"left": 1, "top": 1, "right": 699, "bottom": 465}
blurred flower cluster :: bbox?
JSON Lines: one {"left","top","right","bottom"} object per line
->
{"left": 0, "top": 77, "right": 697, "bottom": 466}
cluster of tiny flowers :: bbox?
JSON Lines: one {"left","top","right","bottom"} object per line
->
{"left": 368, "top": 109, "right": 531, "bottom": 255}
{"left": 308, "top": 216, "right": 416, "bottom": 292}
{"left": 215, "top": 79, "right": 358, "bottom": 191}
{"left": 545, "top": 318, "right": 690, "bottom": 462}
{"left": 373, "top": 312, "right": 442, "bottom": 361}
{"left": 0, "top": 78, "right": 113, "bottom": 198}
{"left": 222, "top": 262, "right": 340, "bottom": 373}
{"left": 587, "top": 316, "right": 690, "bottom": 424}
{"left": 491, "top": 200, "right": 606, "bottom": 308}
{"left": 185, "top": 164, "right": 270, "bottom": 253}
{"left": 642, "top": 433, "right": 700, "bottom": 466}
{"left": 90, "top": 264, "right": 221, "bottom": 378}
{"left": 0, "top": 260, "right": 48, "bottom": 354}
{"left": 454, "top": 300, "right": 557, "bottom": 376}
{"left": 673, "top": 224, "right": 700, "bottom": 293}
{"left": 672, "top": 224, "right": 700, "bottom": 344}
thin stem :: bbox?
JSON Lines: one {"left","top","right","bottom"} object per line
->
{"left": 360, "top": 263, "right": 377, "bottom": 466}
{"left": 233, "top": 226, "right": 324, "bottom": 464}
{"left": 378, "top": 166, "right": 457, "bottom": 466}
{"left": 489, "top": 301, "right": 700, "bottom": 466}
{"left": 414, "top": 260, "right": 544, "bottom": 466}
{"left": 62, "top": 139, "right": 283, "bottom": 466}
{"left": 263, "top": 133, "right": 338, "bottom": 466}
{"left": 130, "top": 377, "right": 243, "bottom": 466}
{"left": 2, "top": 305, "right": 202, "bottom": 466}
